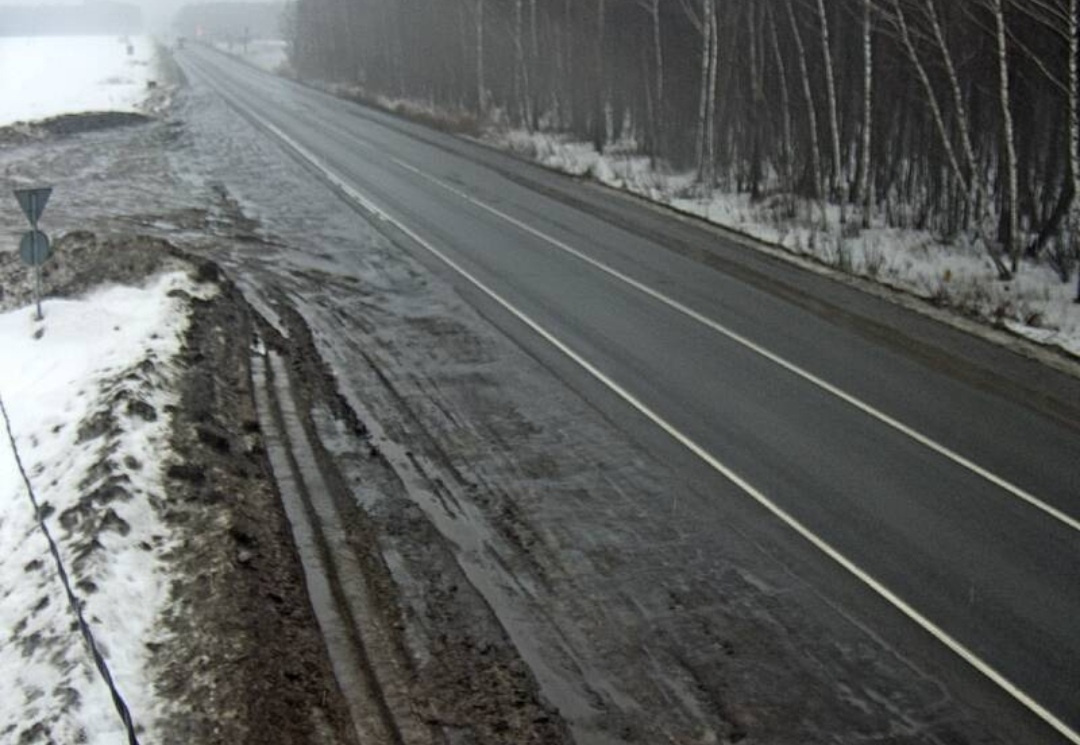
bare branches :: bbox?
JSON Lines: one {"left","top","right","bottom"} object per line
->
{"left": 286, "top": 0, "right": 1079, "bottom": 281}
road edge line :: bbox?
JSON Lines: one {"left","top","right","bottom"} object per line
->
{"left": 387, "top": 157, "right": 1080, "bottom": 537}
{"left": 193, "top": 64, "right": 1080, "bottom": 745}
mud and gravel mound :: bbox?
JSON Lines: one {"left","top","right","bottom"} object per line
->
{"left": 0, "top": 230, "right": 189, "bottom": 312}
{"left": 0, "top": 111, "right": 152, "bottom": 148}
{"left": 151, "top": 276, "right": 359, "bottom": 744}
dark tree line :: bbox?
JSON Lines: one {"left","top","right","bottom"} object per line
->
{"left": 285, "top": 0, "right": 1080, "bottom": 283}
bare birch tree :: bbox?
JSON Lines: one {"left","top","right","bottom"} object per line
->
{"left": 890, "top": 0, "right": 1010, "bottom": 277}
{"left": 989, "top": 0, "right": 1021, "bottom": 271}
{"left": 746, "top": 3, "right": 767, "bottom": 198}
{"left": 475, "top": 0, "right": 486, "bottom": 115}
{"left": 786, "top": 0, "right": 825, "bottom": 225}
{"left": 816, "top": 0, "right": 847, "bottom": 228}
{"left": 648, "top": 0, "right": 665, "bottom": 157}
{"left": 858, "top": 0, "right": 874, "bottom": 227}
{"left": 513, "top": 0, "right": 531, "bottom": 127}
{"left": 1071, "top": 0, "right": 1080, "bottom": 297}
{"left": 289, "top": 0, "right": 1080, "bottom": 286}
{"left": 767, "top": 3, "right": 795, "bottom": 197}
{"left": 593, "top": 0, "right": 607, "bottom": 151}
{"left": 706, "top": 0, "right": 719, "bottom": 186}
{"left": 691, "top": 0, "right": 714, "bottom": 185}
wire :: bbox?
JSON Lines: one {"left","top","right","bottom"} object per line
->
{"left": 0, "top": 392, "right": 141, "bottom": 745}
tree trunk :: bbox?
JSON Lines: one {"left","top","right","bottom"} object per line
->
{"left": 785, "top": 0, "right": 825, "bottom": 225}
{"left": 767, "top": 4, "right": 794, "bottom": 195}
{"left": 894, "top": 0, "right": 963, "bottom": 200}
{"left": 992, "top": 0, "right": 1021, "bottom": 272}
{"left": 816, "top": 0, "right": 846, "bottom": 227}
{"left": 1026, "top": 179, "right": 1074, "bottom": 266}
{"left": 561, "top": 0, "right": 573, "bottom": 129}
{"left": 706, "top": 0, "right": 719, "bottom": 187}
{"left": 859, "top": 0, "right": 874, "bottom": 227}
{"left": 1070, "top": 0, "right": 1080, "bottom": 297}
{"left": 893, "top": 0, "right": 1010, "bottom": 277}
{"left": 747, "top": 3, "right": 765, "bottom": 199}
{"left": 651, "top": 0, "right": 665, "bottom": 159}
{"left": 695, "top": 0, "right": 713, "bottom": 183}
{"left": 475, "top": 0, "right": 486, "bottom": 115}
{"left": 924, "top": 0, "right": 981, "bottom": 228}
{"left": 514, "top": 0, "right": 531, "bottom": 127}
{"left": 593, "top": 0, "right": 607, "bottom": 151}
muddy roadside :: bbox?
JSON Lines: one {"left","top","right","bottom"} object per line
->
{"left": 2, "top": 62, "right": 1050, "bottom": 742}
{"left": 0, "top": 234, "right": 359, "bottom": 744}
{"left": 1, "top": 111, "right": 571, "bottom": 743}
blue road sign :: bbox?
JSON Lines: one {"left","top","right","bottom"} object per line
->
{"left": 19, "top": 230, "right": 51, "bottom": 266}
{"left": 13, "top": 187, "right": 52, "bottom": 226}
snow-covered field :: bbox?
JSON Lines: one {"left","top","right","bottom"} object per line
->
{"left": 490, "top": 130, "right": 1080, "bottom": 359}
{"left": 0, "top": 274, "right": 209, "bottom": 742}
{"left": 0, "top": 33, "right": 190, "bottom": 741}
{"left": 0, "top": 35, "right": 155, "bottom": 127}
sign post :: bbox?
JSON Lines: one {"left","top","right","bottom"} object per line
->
{"left": 12, "top": 187, "right": 53, "bottom": 321}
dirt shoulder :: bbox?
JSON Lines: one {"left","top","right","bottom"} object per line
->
{"left": 1, "top": 108, "right": 572, "bottom": 743}
{"left": 152, "top": 269, "right": 358, "bottom": 744}
{"left": 3, "top": 88, "right": 1054, "bottom": 744}
{"left": 0, "top": 230, "right": 360, "bottom": 744}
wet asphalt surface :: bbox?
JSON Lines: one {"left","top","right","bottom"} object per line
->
{"left": 84, "top": 44, "right": 1076, "bottom": 743}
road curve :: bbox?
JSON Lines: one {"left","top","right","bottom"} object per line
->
{"left": 179, "top": 45, "right": 1080, "bottom": 742}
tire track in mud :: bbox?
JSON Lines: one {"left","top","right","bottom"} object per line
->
{"left": 165, "top": 89, "right": 1032, "bottom": 742}
{"left": 241, "top": 274, "right": 1012, "bottom": 745}
{"left": 249, "top": 294, "right": 571, "bottom": 745}
{"left": 252, "top": 346, "right": 430, "bottom": 745}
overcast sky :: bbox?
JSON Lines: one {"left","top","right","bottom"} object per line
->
{"left": 2, "top": 0, "right": 268, "bottom": 34}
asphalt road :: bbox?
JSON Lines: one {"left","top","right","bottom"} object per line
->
{"left": 180, "top": 46, "right": 1080, "bottom": 742}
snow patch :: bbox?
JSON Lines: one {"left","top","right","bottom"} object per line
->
{"left": 0, "top": 272, "right": 211, "bottom": 743}
{"left": 490, "top": 129, "right": 1080, "bottom": 359}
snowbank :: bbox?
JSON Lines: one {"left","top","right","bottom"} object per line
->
{"left": 490, "top": 130, "right": 1080, "bottom": 360}
{"left": 0, "top": 273, "right": 208, "bottom": 743}
{"left": 0, "top": 36, "right": 155, "bottom": 127}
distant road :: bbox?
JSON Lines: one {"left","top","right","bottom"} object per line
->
{"left": 181, "top": 45, "right": 1080, "bottom": 743}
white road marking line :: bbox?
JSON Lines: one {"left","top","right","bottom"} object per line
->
{"left": 196, "top": 64, "right": 1080, "bottom": 744}
{"left": 384, "top": 155, "right": 1080, "bottom": 536}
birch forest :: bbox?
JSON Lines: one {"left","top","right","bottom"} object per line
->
{"left": 284, "top": 0, "right": 1080, "bottom": 283}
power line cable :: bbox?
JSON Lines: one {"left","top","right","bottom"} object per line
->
{"left": 0, "top": 392, "right": 141, "bottom": 745}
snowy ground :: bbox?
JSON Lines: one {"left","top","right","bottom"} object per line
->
{"left": 0, "top": 33, "right": 187, "bottom": 743}
{"left": 0, "top": 36, "right": 156, "bottom": 127}
{"left": 0, "top": 273, "right": 212, "bottom": 743}
{"left": 489, "top": 130, "right": 1080, "bottom": 359}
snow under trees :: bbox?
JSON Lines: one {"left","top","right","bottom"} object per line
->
{"left": 283, "top": 1, "right": 1080, "bottom": 294}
